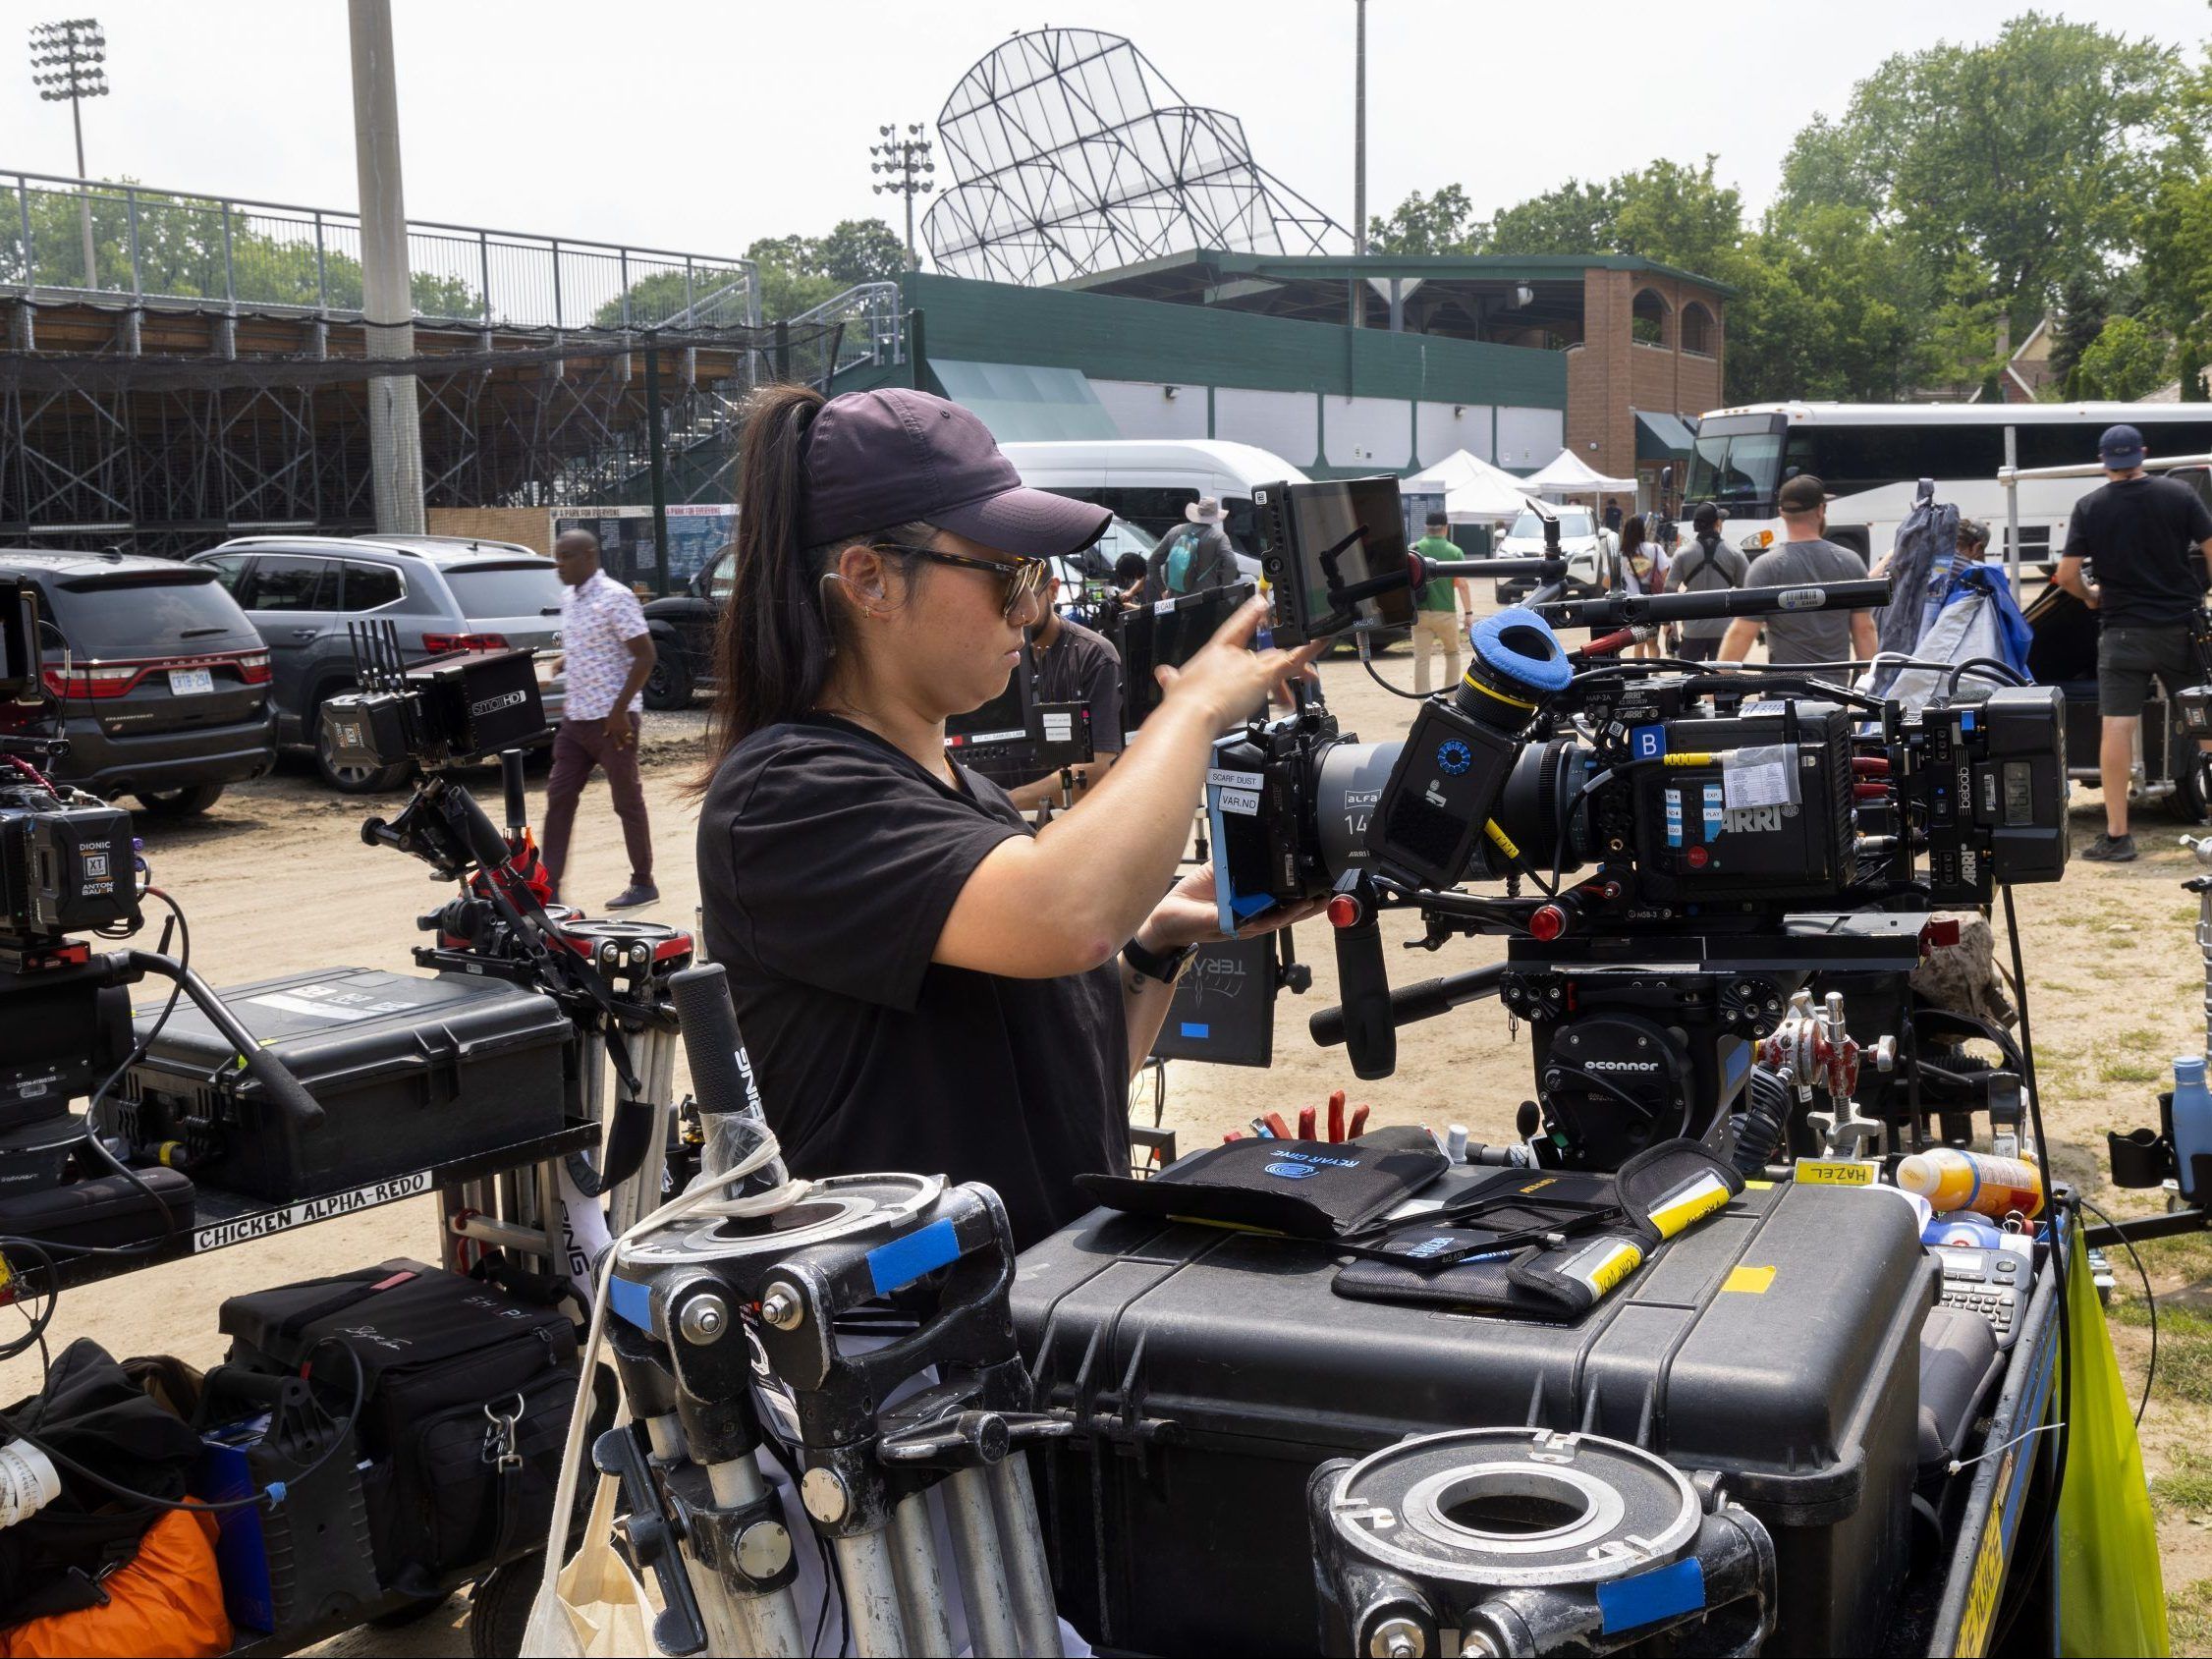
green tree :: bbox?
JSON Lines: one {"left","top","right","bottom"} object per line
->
{"left": 1365, "top": 185, "right": 1477, "bottom": 254}
{"left": 814, "top": 219, "right": 908, "bottom": 285}
{"left": 2074, "top": 312, "right": 2174, "bottom": 400}
{"left": 2137, "top": 53, "right": 2212, "bottom": 400}
{"left": 1778, "top": 13, "right": 2185, "bottom": 328}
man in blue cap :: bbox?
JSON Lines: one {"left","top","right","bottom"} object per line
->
{"left": 2054, "top": 422, "right": 2212, "bottom": 860}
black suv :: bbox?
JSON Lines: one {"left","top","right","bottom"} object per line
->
{"left": 0, "top": 550, "right": 275, "bottom": 815}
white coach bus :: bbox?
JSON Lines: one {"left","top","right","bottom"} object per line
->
{"left": 1686, "top": 402, "right": 2212, "bottom": 574}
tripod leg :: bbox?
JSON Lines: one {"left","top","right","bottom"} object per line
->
{"left": 989, "top": 1455, "right": 1063, "bottom": 1657}
{"left": 944, "top": 1465, "right": 1021, "bottom": 1656}
{"left": 889, "top": 1490, "right": 956, "bottom": 1656}
{"left": 831, "top": 1527, "right": 911, "bottom": 1657}
{"left": 704, "top": 1457, "right": 805, "bottom": 1657}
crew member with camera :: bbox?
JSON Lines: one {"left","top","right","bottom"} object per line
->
{"left": 973, "top": 570, "right": 1127, "bottom": 808}
{"left": 2055, "top": 422, "right": 2212, "bottom": 863}
{"left": 694, "top": 387, "right": 1321, "bottom": 1248}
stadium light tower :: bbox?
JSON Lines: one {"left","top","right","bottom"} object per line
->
{"left": 28, "top": 17, "right": 108, "bottom": 290}
{"left": 869, "top": 123, "right": 935, "bottom": 270}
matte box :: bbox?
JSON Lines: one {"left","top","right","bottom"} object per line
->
{"left": 1010, "top": 1175, "right": 1933, "bottom": 1657}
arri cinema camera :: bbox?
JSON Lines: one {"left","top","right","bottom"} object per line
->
{"left": 1212, "top": 478, "right": 2069, "bottom": 1167}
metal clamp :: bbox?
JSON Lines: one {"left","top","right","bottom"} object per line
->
{"left": 481, "top": 1393, "right": 525, "bottom": 1472}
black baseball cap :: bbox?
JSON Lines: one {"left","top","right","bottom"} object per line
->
{"left": 1777, "top": 474, "right": 1833, "bottom": 514}
{"left": 1692, "top": 501, "right": 1727, "bottom": 531}
{"left": 2099, "top": 423, "right": 2145, "bottom": 469}
{"left": 798, "top": 388, "right": 1110, "bottom": 558}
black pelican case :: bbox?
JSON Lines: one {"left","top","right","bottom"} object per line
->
{"left": 102, "top": 967, "right": 573, "bottom": 1201}
{"left": 1009, "top": 1174, "right": 1934, "bottom": 1657}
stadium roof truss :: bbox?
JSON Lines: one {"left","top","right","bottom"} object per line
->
{"left": 923, "top": 28, "right": 1346, "bottom": 286}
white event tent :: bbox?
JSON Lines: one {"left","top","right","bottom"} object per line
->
{"left": 1401, "top": 449, "right": 1536, "bottom": 523}
{"left": 1522, "top": 449, "right": 1636, "bottom": 499}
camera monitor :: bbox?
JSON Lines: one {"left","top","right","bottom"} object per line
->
{"left": 945, "top": 645, "right": 1039, "bottom": 774}
{"left": 1108, "top": 581, "right": 1256, "bottom": 743}
{"left": 1252, "top": 476, "right": 1419, "bottom": 647}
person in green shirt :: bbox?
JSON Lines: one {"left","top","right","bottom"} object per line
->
{"left": 1411, "top": 510, "right": 1473, "bottom": 694}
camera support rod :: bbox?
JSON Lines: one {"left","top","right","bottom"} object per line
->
{"left": 1536, "top": 578, "right": 1894, "bottom": 634}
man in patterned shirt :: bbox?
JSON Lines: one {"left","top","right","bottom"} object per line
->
{"left": 544, "top": 529, "right": 659, "bottom": 908}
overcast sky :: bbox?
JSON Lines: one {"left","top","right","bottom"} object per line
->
{"left": 4, "top": 0, "right": 2208, "bottom": 263}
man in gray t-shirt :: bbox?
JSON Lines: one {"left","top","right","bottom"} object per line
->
{"left": 1719, "top": 475, "right": 1877, "bottom": 676}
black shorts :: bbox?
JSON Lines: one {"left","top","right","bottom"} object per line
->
{"left": 1673, "top": 635, "right": 1722, "bottom": 662}
{"left": 2098, "top": 624, "right": 2199, "bottom": 718}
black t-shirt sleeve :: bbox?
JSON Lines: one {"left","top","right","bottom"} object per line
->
{"left": 2063, "top": 498, "right": 2091, "bottom": 563}
{"left": 2186, "top": 487, "right": 2212, "bottom": 547}
{"left": 722, "top": 740, "right": 1025, "bottom": 1013}
{"left": 1080, "top": 638, "right": 1125, "bottom": 754}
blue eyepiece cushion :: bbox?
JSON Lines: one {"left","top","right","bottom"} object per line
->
{"left": 1469, "top": 608, "right": 1572, "bottom": 695}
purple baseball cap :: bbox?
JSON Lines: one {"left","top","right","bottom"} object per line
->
{"left": 799, "top": 388, "right": 1111, "bottom": 559}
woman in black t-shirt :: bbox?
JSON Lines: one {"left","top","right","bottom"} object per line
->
{"left": 693, "top": 386, "right": 1322, "bottom": 1248}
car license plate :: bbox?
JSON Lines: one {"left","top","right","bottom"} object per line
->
{"left": 168, "top": 667, "right": 214, "bottom": 695}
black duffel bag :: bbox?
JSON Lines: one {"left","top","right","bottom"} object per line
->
{"left": 218, "top": 1258, "right": 578, "bottom": 1596}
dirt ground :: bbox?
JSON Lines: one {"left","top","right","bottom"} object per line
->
{"left": 17, "top": 648, "right": 2212, "bottom": 1653}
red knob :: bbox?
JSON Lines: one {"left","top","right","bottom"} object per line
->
{"left": 1327, "top": 894, "right": 1361, "bottom": 928}
{"left": 1528, "top": 903, "right": 1568, "bottom": 942}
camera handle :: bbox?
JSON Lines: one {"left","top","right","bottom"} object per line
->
{"left": 1325, "top": 870, "right": 1397, "bottom": 1080}
{"left": 105, "top": 949, "right": 326, "bottom": 1131}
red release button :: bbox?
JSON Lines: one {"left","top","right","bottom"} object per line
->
{"left": 1327, "top": 894, "right": 1361, "bottom": 928}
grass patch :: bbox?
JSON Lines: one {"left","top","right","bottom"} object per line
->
{"left": 2113, "top": 1298, "right": 2212, "bottom": 1409}
{"left": 2155, "top": 1448, "right": 2212, "bottom": 1515}
{"left": 2172, "top": 1578, "right": 2212, "bottom": 1655}
{"left": 2100, "top": 1059, "right": 2166, "bottom": 1085}
{"left": 2122, "top": 1027, "right": 2169, "bottom": 1052}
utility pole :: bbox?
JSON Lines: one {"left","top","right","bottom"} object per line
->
{"left": 29, "top": 18, "right": 108, "bottom": 291}
{"left": 870, "top": 124, "right": 935, "bottom": 269}
{"left": 348, "top": 0, "right": 424, "bottom": 534}
{"left": 1349, "top": 0, "right": 1366, "bottom": 329}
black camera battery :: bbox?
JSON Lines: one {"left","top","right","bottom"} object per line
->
{"left": 106, "top": 967, "right": 573, "bottom": 1202}
{"left": 1012, "top": 1175, "right": 1932, "bottom": 1657}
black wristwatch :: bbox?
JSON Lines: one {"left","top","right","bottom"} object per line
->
{"left": 1123, "top": 933, "right": 1197, "bottom": 986}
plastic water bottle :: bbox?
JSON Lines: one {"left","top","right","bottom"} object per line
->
{"left": 1896, "top": 1148, "right": 2044, "bottom": 1219}
{"left": 2174, "top": 1055, "right": 2212, "bottom": 1204}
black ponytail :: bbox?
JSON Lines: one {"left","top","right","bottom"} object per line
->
{"left": 695, "top": 384, "right": 931, "bottom": 791}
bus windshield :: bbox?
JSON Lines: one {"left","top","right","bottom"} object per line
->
{"left": 1686, "top": 415, "right": 1784, "bottom": 508}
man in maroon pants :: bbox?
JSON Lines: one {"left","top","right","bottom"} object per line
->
{"left": 543, "top": 529, "right": 659, "bottom": 909}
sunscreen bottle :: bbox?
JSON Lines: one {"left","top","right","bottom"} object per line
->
{"left": 1895, "top": 1148, "right": 2044, "bottom": 1220}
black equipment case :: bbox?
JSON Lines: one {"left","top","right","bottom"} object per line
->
{"left": 1010, "top": 1175, "right": 1933, "bottom": 1657}
{"left": 219, "top": 1259, "right": 580, "bottom": 1597}
{"left": 104, "top": 968, "right": 573, "bottom": 1201}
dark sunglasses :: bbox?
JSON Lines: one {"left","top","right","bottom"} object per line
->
{"left": 875, "top": 543, "right": 1050, "bottom": 621}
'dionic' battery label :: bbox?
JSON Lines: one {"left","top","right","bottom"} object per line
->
{"left": 1664, "top": 788, "right": 1684, "bottom": 848}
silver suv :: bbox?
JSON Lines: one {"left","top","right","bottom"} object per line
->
{"left": 191, "top": 534, "right": 570, "bottom": 792}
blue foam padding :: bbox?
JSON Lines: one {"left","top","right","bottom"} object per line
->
{"left": 610, "top": 1275, "right": 653, "bottom": 1331}
{"left": 1470, "top": 607, "right": 1573, "bottom": 694}
{"left": 867, "top": 1216, "right": 963, "bottom": 1296}
{"left": 1597, "top": 1557, "right": 1706, "bottom": 1634}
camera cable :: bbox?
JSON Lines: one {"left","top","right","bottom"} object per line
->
{"left": 2073, "top": 1192, "right": 2156, "bottom": 1427}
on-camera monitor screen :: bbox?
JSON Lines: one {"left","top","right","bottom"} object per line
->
{"left": 1283, "top": 477, "right": 1418, "bottom": 636}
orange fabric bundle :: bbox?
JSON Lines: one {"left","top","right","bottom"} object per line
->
{"left": 1, "top": 1507, "right": 232, "bottom": 1658}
